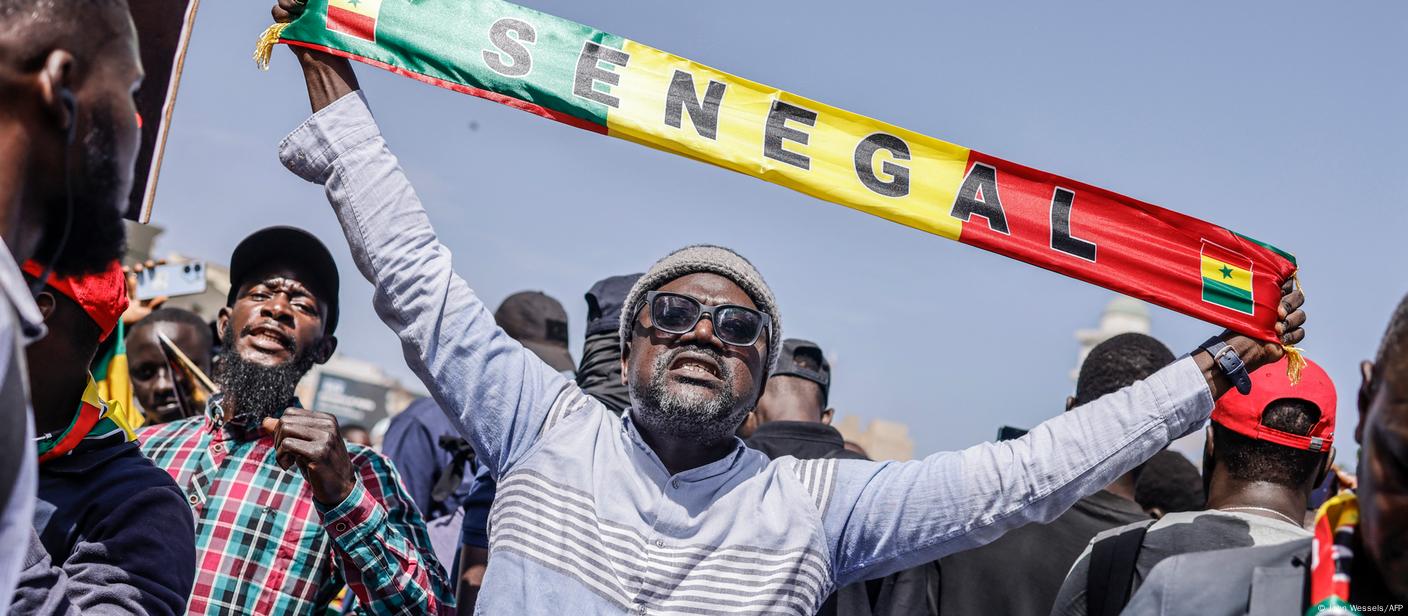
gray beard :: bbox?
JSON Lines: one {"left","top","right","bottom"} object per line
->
{"left": 628, "top": 346, "right": 745, "bottom": 444}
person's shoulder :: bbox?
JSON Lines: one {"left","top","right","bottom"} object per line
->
{"left": 137, "top": 415, "right": 205, "bottom": 445}
{"left": 1086, "top": 514, "right": 1158, "bottom": 545}
{"left": 346, "top": 441, "right": 392, "bottom": 468}
{"left": 103, "top": 441, "right": 179, "bottom": 481}
{"left": 767, "top": 453, "right": 875, "bottom": 495}
{"left": 67, "top": 443, "right": 188, "bottom": 517}
{"left": 389, "top": 398, "right": 443, "bottom": 429}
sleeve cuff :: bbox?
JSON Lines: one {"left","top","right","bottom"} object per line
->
{"left": 1158, "top": 355, "right": 1216, "bottom": 436}
{"left": 278, "top": 90, "right": 382, "bottom": 184}
{"left": 318, "top": 481, "right": 386, "bottom": 546}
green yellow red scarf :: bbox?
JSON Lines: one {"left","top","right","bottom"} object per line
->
{"left": 1309, "top": 491, "right": 1360, "bottom": 616}
{"left": 35, "top": 376, "right": 136, "bottom": 463}
{"left": 256, "top": 0, "right": 1304, "bottom": 363}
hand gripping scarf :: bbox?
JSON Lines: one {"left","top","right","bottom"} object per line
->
{"left": 256, "top": 0, "right": 1303, "bottom": 371}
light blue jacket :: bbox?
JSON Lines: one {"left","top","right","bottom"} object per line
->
{"left": 280, "top": 91, "right": 1215, "bottom": 616}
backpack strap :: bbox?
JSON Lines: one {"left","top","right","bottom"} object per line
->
{"left": 1087, "top": 519, "right": 1155, "bottom": 616}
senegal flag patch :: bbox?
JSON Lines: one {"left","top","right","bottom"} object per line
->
{"left": 327, "top": 0, "right": 380, "bottom": 42}
{"left": 1201, "top": 241, "right": 1255, "bottom": 315}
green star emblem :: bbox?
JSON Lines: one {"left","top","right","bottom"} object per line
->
{"left": 1219, "top": 265, "right": 1233, "bottom": 279}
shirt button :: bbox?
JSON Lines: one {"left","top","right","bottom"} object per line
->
{"left": 335, "top": 522, "right": 348, "bottom": 532}
{"left": 654, "top": 539, "right": 664, "bottom": 548}
{"left": 670, "top": 480, "right": 680, "bottom": 489}
{"left": 211, "top": 443, "right": 223, "bottom": 454}
{"left": 187, "top": 493, "right": 200, "bottom": 506}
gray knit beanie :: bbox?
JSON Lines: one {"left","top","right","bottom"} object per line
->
{"left": 619, "top": 244, "right": 782, "bottom": 371}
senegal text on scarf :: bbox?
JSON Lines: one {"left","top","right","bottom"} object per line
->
{"left": 260, "top": 0, "right": 1297, "bottom": 343}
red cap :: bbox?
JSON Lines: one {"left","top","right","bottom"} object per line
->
{"left": 1212, "top": 356, "right": 1336, "bottom": 453}
{"left": 22, "top": 260, "right": 130, "bottom": 341}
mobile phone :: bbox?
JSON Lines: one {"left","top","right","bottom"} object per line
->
{"left": 135, "top": 261, "right": 207, "bottom": 301}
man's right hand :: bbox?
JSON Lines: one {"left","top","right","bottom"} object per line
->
{"left": 273, "top": 0, "right": 361, "bottom": 112}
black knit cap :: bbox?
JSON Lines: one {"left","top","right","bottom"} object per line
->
{"left": 227, "top": 226, "right": 341, "bottom": 335}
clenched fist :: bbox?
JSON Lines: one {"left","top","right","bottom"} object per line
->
{"left": 262, "top": 408, "right": 358, "bottom": 506}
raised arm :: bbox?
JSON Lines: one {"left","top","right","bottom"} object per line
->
{"left": 275, "top": 15, "right": 571, "bottom": 475}
{"left": 818, "top": 287, "right": 1304, "bottom": 585}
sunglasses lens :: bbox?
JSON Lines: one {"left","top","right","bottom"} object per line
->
{"left": 714, "top": 307, "right": 763, "bottom": 346}
{"left": 652, "top": 294, "right": 701, "bottom": 334}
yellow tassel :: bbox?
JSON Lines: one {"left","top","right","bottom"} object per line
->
{"left": 253, "top": 23, "right": 290, "bottom": 71}
{"left": 1284, "top": 345, "right": 1305, "bottom": 385}
{"left": 1283, "top": 270, "right": 1305, "bottom": 384}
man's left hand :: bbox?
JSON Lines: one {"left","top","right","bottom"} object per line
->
{"left": 1221, "top": 278, "right": 1307, "bottom": 371}
{"left": 1195, "top": 278, "right": 1307, "bottom": 399}
{"left": 262, "top": 408, "right": 357, "bottom": 506}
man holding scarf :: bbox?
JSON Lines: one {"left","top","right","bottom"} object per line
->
{"left": 274, "top": 2, "right": 1306, "bottom": 612}
{"left": 11, "top": 260, "right": 195, "bottom": 614}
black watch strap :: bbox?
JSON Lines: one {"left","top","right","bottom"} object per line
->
{"left": 1200, "top": 336, "right": 1252, "bottom": 395}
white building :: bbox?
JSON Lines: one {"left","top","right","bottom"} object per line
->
{"left": 1071, "top": 296, "right": 1151, "bottom": 381}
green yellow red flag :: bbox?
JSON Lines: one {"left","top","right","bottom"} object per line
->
{"left": 1201, "top": 241, "right": 1256, "bottom": 316}
{"left": 256, "top": 0, "right": 1301, "bottom": 346}
{"left": 327, "top": 0, "right": 381, "bottom": 43}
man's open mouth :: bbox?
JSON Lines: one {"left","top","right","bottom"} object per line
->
{"left": 667, "top": 350, "right": 722, "bottom": 381}
{"left": 245, "top": 323, "right": 294, "bottom": 353}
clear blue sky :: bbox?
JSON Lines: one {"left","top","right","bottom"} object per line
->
{"left": 152, "top": 1, "right": 1407, "bottom": 463}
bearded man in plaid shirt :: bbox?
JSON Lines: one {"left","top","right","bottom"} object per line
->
{"left": 137, "top": 227, "right": 453, "bottom": 615}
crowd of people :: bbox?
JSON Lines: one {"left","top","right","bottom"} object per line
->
{"left": 0, "top": 0, "right": 1403, "bottom": 614}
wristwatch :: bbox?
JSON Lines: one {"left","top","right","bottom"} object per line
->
{"left": 1200, "top": 336, "right": 1252, "bottom": 395}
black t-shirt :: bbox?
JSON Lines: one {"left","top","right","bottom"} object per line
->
{"left": 745, "top": 420, "right": 867, "bottom": 461}
{"left": 934, "top": 490, "right": 1150, "bottom": 616}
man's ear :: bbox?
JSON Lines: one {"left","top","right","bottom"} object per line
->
{"left": 216, "top": 306, "right": 231, "bottom": 339}
{"left": 1312, "top": 447, "right": 1335, "bottom": 492}
{"left": 1357, "top": 360, "right": 1374, "bottom": 445}
{"left": 1065, "top": 396, "right": 1077, "bottom": 412}
{"left": 37, "top": 50, "right": 77, "bottom": 137}
{"left": 313, "top": 335, "right": 337, "bottom": 365}
{"left": 821, "top": 407, "right": 835, "bottom": 425}
{"left": 34, "top": 291, "right": 57, "bottom": 322}
{"left": 618, "top": 340, "right": 630, "bottom": 387}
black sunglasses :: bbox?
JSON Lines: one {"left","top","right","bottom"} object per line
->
{"left": 644, "top": 291, "right": 771, "bottom": 347}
